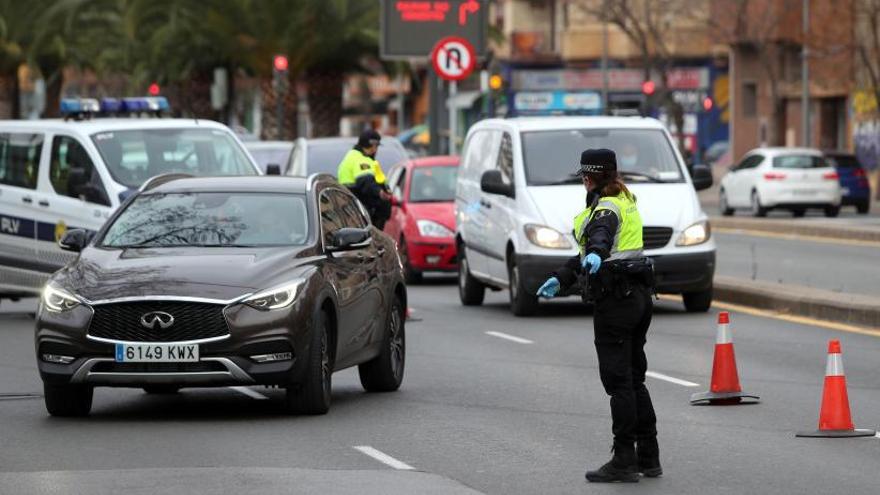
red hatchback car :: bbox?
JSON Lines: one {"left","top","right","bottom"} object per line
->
{"left": 384, "top": 156, "right": 459, "bottom": 283}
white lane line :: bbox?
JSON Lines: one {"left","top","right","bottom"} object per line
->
{"left": 646, "top": 371, "right": 699, "bottom": 388}
{"left": 353, "top": 446, "right": 415, "bottom": 470}
{"left": 229, "top": 386, "right": 269, "bottom": 400}
{"left": 485, "top": 331, "right": 534, "bottom": 344}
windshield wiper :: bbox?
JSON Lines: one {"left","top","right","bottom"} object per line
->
{"left": 542, "top": 173, "right": 583, "bottom": 185}
{"left": 618, "top": 171, "right": 666, "bottom": 183}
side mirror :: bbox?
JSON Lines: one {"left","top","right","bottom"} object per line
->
{"left": 327, "top": 227, "right": 371, "bottom": 252}
{"left": 480, "top": 170, "right": 514, "bottom": 198}
{"left": 691, "top": 163, "right": 713, "bottom": 191}
{"left": 59, "top": 229, "right": 89, "bottom": 253}
{"left": 266, "top": 163, "right": 281, "bottom": 175}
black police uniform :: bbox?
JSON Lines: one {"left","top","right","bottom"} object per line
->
{"left": 552, "top": 149, "right": 661, "bottom": 483}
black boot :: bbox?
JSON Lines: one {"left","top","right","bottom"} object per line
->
{"left": 636, "top": 437, "right": 662, "bottom": 478}
{"left": 585, "top": 442, "right": 639, "bottom": 483}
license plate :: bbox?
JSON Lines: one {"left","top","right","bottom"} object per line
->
{"left": 792, "top": 189, "right": 814, "bottom": 195}
{"left": 115, "top": 343, "right": 199, "bottom": 362}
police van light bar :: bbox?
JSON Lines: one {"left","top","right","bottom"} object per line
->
{"left": 61, "top": 96, "right": 171, "bottom": 119}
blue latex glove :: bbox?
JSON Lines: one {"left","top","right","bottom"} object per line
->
{"left": 581, "top": 252, "right": 602, "bottom": 274}
{"left": 536, "top": 277, "right": 560, "bottom": 298}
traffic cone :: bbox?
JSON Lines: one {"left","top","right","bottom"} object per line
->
{"left": 690, "top": 312, "right": 760, "bottom": 405}
{"left": 796, "top": 340, "right": 875, "bottom": 438}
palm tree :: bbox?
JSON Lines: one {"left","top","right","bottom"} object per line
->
{"left": 0, "top": 0, "right": 46, "bottom": 118}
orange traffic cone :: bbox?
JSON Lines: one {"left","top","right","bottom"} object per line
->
{"left": 796, "top": 340, "right": 875, "bottom": 438}
{"left": 690, "top": 312, "right": 760, "bottom": 405}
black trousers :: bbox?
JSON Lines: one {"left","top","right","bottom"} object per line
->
{"left": 593, "top": 284, "right": 657, "bottom": 446}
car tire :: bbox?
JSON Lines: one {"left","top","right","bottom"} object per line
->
{"left": 358, "top": 294, "right": 405, "bottom": 392}
{"left": 824, "top": 205, "right": 840, "bottom": 218}
{"left": 792, "top": 209, "right": 806, "bottom": 218}
{"left": 856, "top": 200, "right": 870, "bottom": 214}
{"left": 750, "top": 191, "right": 767, "bottom": 217}
{"left": 285, "top": 309, "right": 331, "bottom": 415}
{"left": 458, "top": 246, "right": 485, "bottom": 306}
{"left": 398, "top": 236, "right": 422, "bottom": 284}
{"left": 719, "top": 189, "right": 734, "bottom": 216}
{"left": 44, "top": 383, "right": 93, "bottom": 417}
{"left": 142, "top": 385, "right": 180, "bottom": 394}
{"left": 682, "top": 287, "right": 713, "bottom": 313}
{"left": 508, "top": 256, "right": 539, "bottom": 317}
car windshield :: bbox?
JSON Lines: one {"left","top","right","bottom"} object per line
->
{"left": 409, "top": 166, "right": 458, "bottom": 202}
{"left": 307, "top": 141, "right": 408, "bottom": 175}
{"left": 91, "top": 128, "right": 257, "bottom": 187}
{"left": 521, "top": 128, "right": 684, "bottom": 185}
{"left": 100, "top": 192, "right": 309, "bottom": 248}
{"left": 247, "top": 146, "right": 293, "bottom": 173}
{"left": 773, "top": 155, "right": 827, "bottom": 169}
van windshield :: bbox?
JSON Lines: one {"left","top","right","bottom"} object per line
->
{"left": 521, "top": 128, "right": 684, "bottom": 186}
{"left": 91, "top": 128, "right": 257, "bottom": 187}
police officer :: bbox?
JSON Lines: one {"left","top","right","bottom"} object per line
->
{"left": 337, "top": 129, "right": 391, "bottom": 229}
{"left": 536, "top": 148, "right": 660, "bottom": 483}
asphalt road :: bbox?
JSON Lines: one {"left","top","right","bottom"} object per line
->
{"left": 2, "top": 283, "right": 880, "bottom": 495}
{"left": 714, "top": 232, "right": 879, "bottom": 294}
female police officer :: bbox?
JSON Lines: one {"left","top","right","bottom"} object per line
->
{"left": 536, "top": 148, "right": 660, "bottom": 483}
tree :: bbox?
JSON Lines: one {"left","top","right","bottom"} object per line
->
{"left": 0, "top": 0, "right": 48, "bottom": 118}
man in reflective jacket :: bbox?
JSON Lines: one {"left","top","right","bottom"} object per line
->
{"left": 337, "top": 129, "right": 391, "bottom": 229}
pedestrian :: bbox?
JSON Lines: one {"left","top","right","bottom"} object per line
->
{"left": 536, "top": 148, "right": 660, "bottom": 483}
{"left": 337, "top": 129, "right": 392, "bottom": 229}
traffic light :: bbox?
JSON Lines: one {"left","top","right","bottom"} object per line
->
{"left": 641, "top": 80, "right": 655, "bottom": 96}
{"left": 702, "top": 96, "right": 713, "bottom": 111}
{"left": 148, "top": 82, "right": 160, "bottom": 96}
{"left": 273, "top": 55, "right": 289, "bottom": 73}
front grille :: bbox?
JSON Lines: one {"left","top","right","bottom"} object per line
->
{"left": 88, "top": 301, "right": 230, "bottom": 343}
{"left": 91, "top": 361, "right": 226, "bottom": 373}
{"left": 643, "top": 227, "right": 673, "bottom": 250}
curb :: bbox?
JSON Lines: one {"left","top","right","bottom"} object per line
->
{"left": 713, "top": 276, "right": 880, "bottom": 329}
{"left": 710, "top": 217, "right": 880, "bottom": 243}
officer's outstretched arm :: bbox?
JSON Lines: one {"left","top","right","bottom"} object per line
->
{"left": 584, "top": 209, "right": 620, "bottom": 259}
{"left": 551, "top": 254, "right": 582, "bottom": 291}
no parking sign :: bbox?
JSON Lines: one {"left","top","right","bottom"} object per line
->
{"left": 431, "top": 36, "right": 476, "bottom": 81}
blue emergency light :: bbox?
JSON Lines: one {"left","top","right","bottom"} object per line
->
{"left": 60, "top": 96, "right": 170, "bottom": 119}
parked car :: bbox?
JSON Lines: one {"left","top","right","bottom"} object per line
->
{"left": 719, "top": 147, "right": 842, "bottom": 217}
{"left": 244, "top": 140, "right": 294, "bottom": 174}
{"left": 454, "top": 116, "right": 716, "bottom": 316}
{"left": 384, "top": 156, "right": 459, "bottom": 283}
{"left": 36, "top": 174, "right": 406, "bottom": 416}
{"left": 286, "top": 136, "right": 409, "bottom": 177}
{"left": 823, "top": 151, "right": 871, "bottom": 214}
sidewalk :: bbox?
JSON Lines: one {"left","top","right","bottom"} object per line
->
{"left": 711, "top": 216, "right": 880, "bottom": 243}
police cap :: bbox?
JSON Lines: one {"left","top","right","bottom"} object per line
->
{"left": 577, "top": 148, "right": 617, "bottom": 175}
{"left": 357, "top": 129, "right": 382, "bottom": 148}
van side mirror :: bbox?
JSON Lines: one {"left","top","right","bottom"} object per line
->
{"left": 327, "top": 227, "right": 371, "bottom": 252}
{"left": 691, "top": 163, "right": 713, "bottom": 191}
{"left": 480, "top": 170, "right": 514, "bottom": 198}
{"left": 59, "top": 229, "right": 89, "bottom": 253}
{"left": 266, "top": 164, "right": 281, "bottom": 175}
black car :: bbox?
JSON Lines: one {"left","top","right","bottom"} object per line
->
{"left": 36, "top": 174, "right": 407, "bottom": 416}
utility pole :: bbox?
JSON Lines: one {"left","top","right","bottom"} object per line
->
{"left": 601, "top": 0, "right": 609, "bottom": 114}
{"left": 801, "top": 0, "right": 810, "bottom": 147}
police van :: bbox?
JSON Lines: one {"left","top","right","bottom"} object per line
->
{"left": 0, "top": 97, "right": 262, "bottom": 301}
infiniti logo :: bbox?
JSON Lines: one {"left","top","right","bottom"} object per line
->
{"left": 140, "top": 311, "right": 175, "bottom": 330}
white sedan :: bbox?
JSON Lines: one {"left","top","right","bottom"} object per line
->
{"left": 719, "top": 147, "right": 842, "bottom": 217}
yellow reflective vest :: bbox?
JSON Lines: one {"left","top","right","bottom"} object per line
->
{"left": 573, "top": 191, "right": 643, "bottom": 259}
{"left": 337, "top": 149, "right": 386, "bottom": 186}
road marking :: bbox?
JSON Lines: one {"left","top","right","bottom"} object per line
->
{"left": 229, "top": 386, "right": 269, "bottom": 400}
{"left": 713, "top": 227, "right": 880, "bottom": 248}
{"left": 658, "top": 296, "right": 880, "bottom": 338}
{"left": 645, "top": 371, "right": 699, "bottom": 387}
{"left": 353, "top": 446, "right": 415, "bottom": 470}
{"left": 485, "top": 331, "right": 533, "bottom": 344}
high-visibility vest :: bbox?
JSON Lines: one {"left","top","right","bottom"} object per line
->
{"left": 337, "top": 149, "right": 386, "bottom": 186}
{"left": 572, "top": 191, "right": 643, "bottom": 259}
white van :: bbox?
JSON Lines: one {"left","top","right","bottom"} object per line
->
{"left": 0, "top": 103, "right": 261, "bottom": 300}
{"left": 454, "top": 116, "right": 715, "bottom": 316}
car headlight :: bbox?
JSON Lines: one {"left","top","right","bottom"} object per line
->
{"left": 242, "top": 280, "right": 304, "bottom": 311}
{"left": 417, "top": 219, "right": 454, "bottom": 238}
{"left": 676, "top": 220, "right": 711, "bottom": 246}
{"left": 525, "top": 224, "right": 572, "bottom": 249}
{"left": 42, "top": 284, "right": 81, "bottom": 312}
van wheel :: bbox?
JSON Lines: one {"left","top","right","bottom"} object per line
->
{"left": 285, "top": 309, "right": 331, "bottom": 415}
{"left": 750, "top": 191, "right": 767, "bottom": 217}
{"left": 44, "top": 383, "right": 93, "bottom": 417}
{"left": 824, "top": 205, "right": 840, "bottom": 217}
{"left": 508, "top": 256, "right": 539, "bottom": 317}
{"left": 856, "top": 200, "right": 870, "bottom": 214}
{"left": 358, "top": 295, "right": 405, "bottom": 392}
{"left": 458, "top": 247, "right": 485, "bottom": 306}
{"left": 719, "top": 189, "right": 734, "bottom": 216}
{"left": 683, "top": 288, "right": 713, "bottom": 313}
